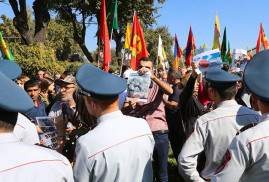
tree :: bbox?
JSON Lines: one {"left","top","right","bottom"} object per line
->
{"left": 8, "top": 0, "right": 50, "bottom": 45}
{"left": 48, "top": 0, "right": 167, "bottom": 63}
{"left": 144, "top": 26, "right": 174, "bottom": 67}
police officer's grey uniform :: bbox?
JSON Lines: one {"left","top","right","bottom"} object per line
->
{"left": 0, "top": 69, "right": 74, "bottom": 182}
{"left": 73, "top": 111, "right": 154, "bottom": 182}
{"left": 0, "top": 133, "right": 73, "bottom": 182}
{"left": 212, "top": 113, "right": 269, "bottom": 182}
{"left": 211, "top": 50, "right": 269, "bottom": 182}
{"left": 13, "top": 113, "right": 40, "bottom": 144}
{"left": 73, "top": 64, "right": 155, "bottom": 182}
{"left": 178, "top": 69, "right": 260, "bottom": 182}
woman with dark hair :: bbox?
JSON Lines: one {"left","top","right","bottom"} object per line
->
{"left": 61, "top": 88, "right": 97, "bottom": 162}
{"left": 179, "top": 63, "right": 206, "bottom": 137}
{"left": 39, "top": 77, "right": 55, "bottom": 113}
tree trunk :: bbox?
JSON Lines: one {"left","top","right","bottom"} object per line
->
{"left": 9, "top": 0, "right": 50, "bottom": 45}
{"left": 33, "top": 0, "right": 50, "bottom": 44}
{"left": 114, "top": 31, "right": 123, "bottom": 65}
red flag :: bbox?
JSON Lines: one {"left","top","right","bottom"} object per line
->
{"left": 256, "top": 23, "right": 269, "bottom": 53}
{"left": 99, "top": 0, "right": 111, "bottom": 72}
{"left": 185, "top": 25, "right": 195, "bottom": 67}
{"left": 130, "top": 12, "right": 148, "bottom": 70}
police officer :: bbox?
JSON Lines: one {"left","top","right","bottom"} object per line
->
{"left": 73, "top": 64, "right": 155, "bottom": 182}
{"left": 0, "top": 59, "right": 39, "bottom": 144}
{"left": 178, "top": 68, "right": 260, "bottom": 182}
{"left": 211, "top": 50, "right": 269, "bottom": 182}
{"left": 0, "top": 71, "right": 73, "bottom": 181}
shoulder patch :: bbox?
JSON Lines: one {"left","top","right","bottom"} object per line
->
{"left": 215, "top": 149, "right": 232, "bottom": 175}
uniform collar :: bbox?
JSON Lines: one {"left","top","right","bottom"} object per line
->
{"left": 0, "top": 133, "right": 19, "bottom": 144}
{"left": 217, "top": 100, "right": 238, "bottom": 108}
{"left": 259, "top": 112, "right": 269, "bottom": 123}
{"left": 97, "top": 110, "right": 123, "bottom": 125}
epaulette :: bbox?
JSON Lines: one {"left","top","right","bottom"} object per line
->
{"left": 236, "top": 122, "right": 257, "bottom": 136}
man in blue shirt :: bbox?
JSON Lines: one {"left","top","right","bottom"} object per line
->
{"left": 24, "top": 79, "right": 47, "bottom": 124}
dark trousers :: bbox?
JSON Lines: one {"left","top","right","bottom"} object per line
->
{"left": 167, "top": 119, "right": 186, "bottom": 160}
{"left": 153, "top": 133, "right": 169, "bottom": 182}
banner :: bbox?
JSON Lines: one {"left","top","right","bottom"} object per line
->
{"left": 193, "top": 49, "right": 222, "bottom": 72}
{"left": 232, "top": 49, "right": 247, "bottom": 72}
{"left": 36, "top": 117, "right": 58, "bottom": 150}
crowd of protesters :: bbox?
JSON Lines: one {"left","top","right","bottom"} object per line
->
{"left": 1, "top": 50, "right": 269, "bottom": 182}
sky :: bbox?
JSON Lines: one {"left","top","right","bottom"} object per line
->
{"left": 1, "top": 0, "right": 269, "bottom": 52}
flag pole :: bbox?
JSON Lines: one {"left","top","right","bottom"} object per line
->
{"left": 98, "top": 37, "right": 101, "bottom": 68}
{"left": 119, "top": 49, "right": 124, "bottom": 76}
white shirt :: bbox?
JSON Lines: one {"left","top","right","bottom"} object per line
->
{"left": 13, "top": 113, "right": 39, "bottom": 144}
{"left": 48, "top": 101, "right": 76, "bottom": 118}
{"left": 73, "top": 110, "right": 155, "bottom": 182}
{"left": 0, "top": 133, "right": 73, "bottom": 182}
{"left": 212, "top": 112, "right": 269, "bottom": 182}
{"left": 178, "top": 100, "right": 260, "bottom": 182}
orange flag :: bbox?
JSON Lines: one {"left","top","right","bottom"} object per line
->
{"left": 130, "top": 12, "right": 148, "bottom": 70}
{"left": 99, "top": 0, "right": 111, "bottom": 72}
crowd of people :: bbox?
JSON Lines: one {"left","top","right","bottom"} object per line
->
{"left": 1, "top": 50, "right": 269, "bottom": 182}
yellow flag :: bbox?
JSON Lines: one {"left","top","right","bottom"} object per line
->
{"left": 203, "top": 43, "right": 207, "bottom": 48}
{"left": 212, "top": 12, "right": 220, "bottom": 49}
{"left": 124, "top": 23, "right": 132, "bottom": 49}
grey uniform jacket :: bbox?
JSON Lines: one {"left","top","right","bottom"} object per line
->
{"left": 178, "top": 100, "right": 260, "bottom": 182}
{"left": 212, "top": 112, "right": 269, "bottom": 182}
{"left": 13, "top": 113, "right": 40, "bottom": 144}
{"left": 73, "top": 110, "right": 155, "bottom": 182}
{"left": 0, "top": 133, "right": 73, "bottom": 182}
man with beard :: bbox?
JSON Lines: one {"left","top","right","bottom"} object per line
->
{"left": 49, "top": 76, "right": 77, "bottom": 152}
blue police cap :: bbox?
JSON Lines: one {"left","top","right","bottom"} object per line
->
{"left": 205, "top": 68, "right": 241, "bottom": 85}
{"left": 0, "top": 59, "right": 22, "bottom": 80}
{"left": 76, "top": 64, "right": 127, "bottom": 100}
{"left": 244, "top": 50, "right": 269, "bottom": 101}
{"left": 0, "top": 71, "right": 33, "bottom": 112}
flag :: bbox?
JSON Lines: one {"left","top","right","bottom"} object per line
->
{"left": 220, "top": 27, "right": 227, "bottom": 62}
{"left": 158, "top": 35, "right": 169, "bottom": 70}
{"left": 130, "top": 12, "right": 148, "bottom": 70}
{"left": 99, "top": 0, "right": 111, "bottom": 72}
{"left": 0, "top": 32, "right": 13, "bottom": 61}
{"left": 256, "top": 23, "right": 269, "bottom": 53}
{"left": 124, "top": 23, "right": 132, "bottom": 49}
{"left": 173, "top": 33, "right": 183, "bottom": 69}
{"left": 225, "top": 40, "right": 232, "bottom": 65}
{"left": 213, "top": 12, "right": 220, "bottom": 49}
{"left": 249, "top": 49, "right": 253, "bottom": 59}
{"left": 185, "top": 25, "right": 195, "bottom": 67}
{"left": 203, "top": 43, "right": 207, "bottom": 48}
{"left": 106, "top": 0, "right": 118, "bottom": 38}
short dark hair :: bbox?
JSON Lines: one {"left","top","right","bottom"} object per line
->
{"left": 168, "top": 68, "right": 181, "bottom": 80}
{"left": 138, "top": 57, "right": 152, "bottom": 63}
{"left": 63, "top": 71, "right": 73, "bottom": 76}
{"left": 24, "top": 79, "right": 40, "bottom": 90}
{"left": 0, "top": 112, "right": 18, "bottom": 131}
{"left": 210, "top": 83, "right": 237, "bottom": 100}
{"left": 158, "top": 68, "right": 164, "bottom": 72}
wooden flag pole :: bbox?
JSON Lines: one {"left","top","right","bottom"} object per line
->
{"left": 119, "top": 49, "right": 125, "bottom": 76}
{"left": 98, "top": 37, "right": 101, "bottom": 68}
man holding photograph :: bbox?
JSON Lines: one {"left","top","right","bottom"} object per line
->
{"left": 123, "top": 57, "right": 173, "bottom": 182}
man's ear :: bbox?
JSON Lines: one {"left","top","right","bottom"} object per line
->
{"left": 251, "top": 94, "right": 259, "bottom": 103}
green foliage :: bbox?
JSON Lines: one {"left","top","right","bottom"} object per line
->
{"left": 144, "top": 26, "right": 174, "bottom": 67}
{"left": 9, "top": 43, "right": 65, "bottom": 78}
{"left": 46, "top": 17, "right": 84, "bottom": 61}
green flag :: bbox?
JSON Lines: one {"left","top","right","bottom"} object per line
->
{"left": 225, "top": 40, "right": 232, "bottom": 65}
{"left": 220, "top": 27, "right": 227, "bottom": 63}
{"left": 107, "top": 0, "right": 118, "bottom": 37}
